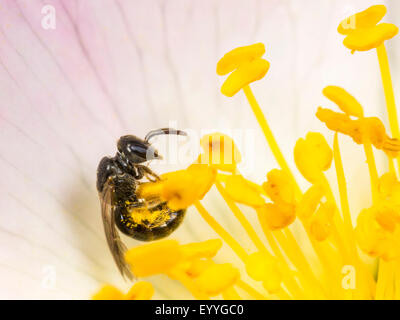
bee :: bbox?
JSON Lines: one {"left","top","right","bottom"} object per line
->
{"left": 96, "top": 128, "right": 187, "bottom": 280}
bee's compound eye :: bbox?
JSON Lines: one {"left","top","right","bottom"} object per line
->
{"left": 118, "top": 135, "right": 161, "bottom": 163}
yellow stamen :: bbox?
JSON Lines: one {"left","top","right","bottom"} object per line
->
{"left": 138, "top": 164, "right": 216, "bottom": 211}
{"left": 92, "top": 282, "right": 155, "bottom": 300}
{"left": 376, "top": 260, "right": 389, "bottom": 299}
{"left": 377, "top": 43, "right": 400, "bottom": 175}
{"left": 338, "top": 5, "right": 387, "bottom": 35}
{"left": 242, "top": 85, "right": 301, "bottom": 196}
{"left": 294, "top": 132, "right": 333, "bottom": 184}
{"left": 221, "top": 59, "right": 270, "bottom": 97}
{"left": 263, "top": 169, "right": 296, "bottom": 206}
{"left": 343, "top": 23, "right": 398, "bottom": 52}
{"left": 235, "top": 280, "right": 268, "bottom": 300}
{"left": 333, "top": 133, "right": 358, "bottom": 257}
{"left": 168, "top": 268, "right": 209, "bottom": 300}
{"left": 257, "top": 203, "right": 296, "bottom": 231}
{"left": 363, "top": 142, "right": 379, "bottom": 203}
{"left": 125, "top": 281, "right": 155, "bottom": 300}
{"left": 180, "top": 239, "right": 223, "bottom": 260}
{"left": 222, "top": 287, "right": 242, "bottom": 300}
{"left": 125, "top": 240, "right": 182, "bottom": 277}
{"left": 92, "top": 285, "right": 124, "bottom": 300}
{"left": 223, "top": 175, "right": 265, "bottom": 207}
{"left": 199, "top": 132, "right": 242, "bottom": 172}
{"left": 217, "top": 43, "right": 266, "bottom": 76}
{"left": 195, "top": 263, "right": 240, "bottom": 297}
{"left": 323, "top": 85, "right": 364, "bottom": 117}
{"left": 194, "top": 201, "right": 248, "bottom": 261}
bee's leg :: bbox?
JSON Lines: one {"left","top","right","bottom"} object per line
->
{"left": 136, "top": 165, "right": 160, "bottom": 182}
{"left": 127, "top": 197, "right": 162, "bottom": 211}
{"left": 132, "top": 165, "right": 144, "bottom": 180}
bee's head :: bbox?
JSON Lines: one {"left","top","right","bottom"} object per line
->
{"left": 117, "top": 135, "right": 162, "bottom": 164}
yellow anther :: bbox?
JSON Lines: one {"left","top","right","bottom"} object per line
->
{"left": 180, "top": 239, "right": 223, "bottom": 260}
{"left": 337, "top": 5, "right": 398, "bottom": 52}
{"left": 262, "top": 276, "right": 282, "bottom": 295}
{"left": 224, "top": 174, "right": 265, "bottom": 207}
{"left": 221, "top": 59, "right": 270, "bottom": 97}
{"left": 338, "top": 5, "right": 387, "bottom": 35}
{"left": 257, "top": 202, "right": 296, "bottom": 230}
{"left": 383, "top": 137, "right": 400, "bottom": 158}
{"left": 186, "top": 163, "right": 218, "bottom": 199}
{"left": 323, "top": 86, "right": 364, "bottom": 117}
{"left": 245, "top": 252, "right": 282, "bottom": 293}
{"left": 361, "top": 117, "right": 387, "bottom": 149}
{"left": 309, "top": 202, "right": 335, "bottom": 242}
{"left": 296, "top": 184, "right": 325, "bottom": 220}
{"left": 195, "top": 263, "right": 240, "bottom": 297}
{"left": 92, "top": 285, "right": 124, "bottom": 300}
{"left": 199, "top": 133, "right": 242, "bottom": 172}
{"left": 316, "top": 107, "right": 357, "bottom": 137}
{"left": 343, "top": 23, "right": 398, "bottom": 52}
{"left": 263, "top": 169, "right": 296, "bottom": 205}
{"left": 185, "top": 259, "right": 214, "bottom": 278}
{"left": 93, "top": 281, "right": 155, "bottom": 300}
{"left": 125, "top": 281, "right": 155, "bottom": 300}
{"left": 138, "top": 164, "right": 216, "bottom": 210}
{"left": 379, "top": 173, "right": 400, "bottom": 203}
{"left": 355, "top": 208, "right": 400, "bottom": 261}
{"left": 355, "top": 209, "right": 381, "bottom": 258}
{"left": 317, "top": 107, "right": 389, "bottom": 151}
{"left": 162, "top": 165, "right": 216, "bottom": 210}
{"left": 217, "top": 43, "right": 265, "bottom": 76}
{"left": 374, "top": 205, "right": 399, "bottom": 233}
{"left": 294, "top": 132, "right": 333, "bottom": 183}
{"left": 125, "top": 240, "right": 182, "bottom": 277}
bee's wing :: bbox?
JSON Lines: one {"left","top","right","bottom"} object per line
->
{"left": 99, "top": 180, "right": 134, "bottom": 281}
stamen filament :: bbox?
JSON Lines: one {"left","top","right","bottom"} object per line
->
{"left": 333, "top": 133, "right": 377, "bottom": 298}
{"left": 389, "top": 157, "right": 397, "bottom": 177}
{"left": 273, "top": 230, "right": 326, "bottom": 299}
{"left": 333, "top": 133, "right": 358, "bottom": 258}
{"left": 222, "top": 287, "right": 242, "bottom": 300}
{"left": 236, "top": 280, "right": 269, "bottom": 300}
{"left": 363, "top": 142, "right": 379, "bottom": 203}
{"left": 194, "top": 201, "right": 248, "bottom": 261}
{"left": 242, "top": 85, "right": 301, "bottom": 197}
{"left": 320, "top": 174, "right": 351, "bottom": 261}
{"left": 383, "top": 262, "right": 395, "bottom": 300}
{"left": 376, "top": 260, "right": 389, "bottom": 299}
{"left": 395, "top": 261, "right": 400, "bottom": 299}
{"left": 377, "top": 44, "right": 400, "bottom": 138}
{"left": 377, "top": 44, "right": 400, "bottom": 176}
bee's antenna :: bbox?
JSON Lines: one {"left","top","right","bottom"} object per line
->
{"left": 145, "top": 128, "right": 187, "bottom": 142}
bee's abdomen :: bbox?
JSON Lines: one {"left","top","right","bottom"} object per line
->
{"left": 115, "top": 204, "right": 186, "bottom": 242}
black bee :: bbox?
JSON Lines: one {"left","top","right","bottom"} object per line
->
{"left": 96, "top": 128, "right": 187, "bottom": 280}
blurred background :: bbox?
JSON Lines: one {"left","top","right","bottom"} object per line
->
{"left": 0, "top": 0, "right": 399, "bottom": 299}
